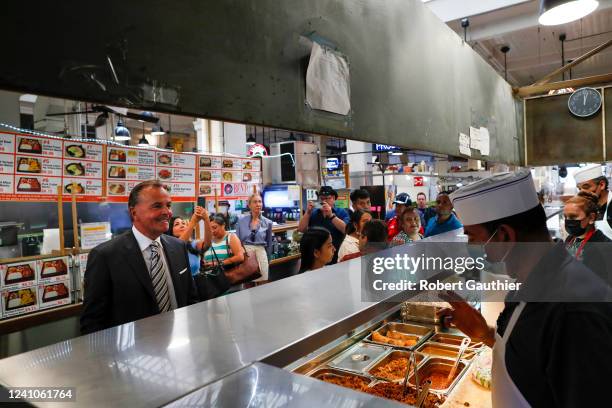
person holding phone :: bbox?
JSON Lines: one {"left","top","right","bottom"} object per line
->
{"left": 235, "top": 193, "right": 273, "bottom": 281}
{"left": 167, "top": 205, "right": 212, "bottom": 276}
{"left": 298, "top": 186, "right": 349, "bottom": 264}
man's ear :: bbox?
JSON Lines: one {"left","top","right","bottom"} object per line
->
{"left": 498, "top": 224, "right": 516, "bottom": 242}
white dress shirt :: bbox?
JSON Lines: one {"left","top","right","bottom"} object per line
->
{"left": 132, "top": 226, "right": 178, "bottom": 310}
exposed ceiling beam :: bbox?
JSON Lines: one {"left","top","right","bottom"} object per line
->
{"left": 515, "top": 72, "right": 612, "bottom": 96}
{"left": 425, "top": 0, "right": 531, "bottom": 23}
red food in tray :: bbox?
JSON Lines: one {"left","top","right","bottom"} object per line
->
{"left": 42, "top": 283, "right": 69, "bottom": 302}
{"left": 16, "top": 177, "right": 42, "bottom": 192}
{"left": 4, "top": 264, "right": 35, "bottom": 284}
{"left": 108, "top": 166, "right": 126, "bottom": 178}
{"left": 41, "top": 259, "right": 68, "bottom": 278}
{"left": 17, "top": 138, "right": 42, "bottom": 154}
{"left": 158, "top": 169, "right": 172, "bottom": 180}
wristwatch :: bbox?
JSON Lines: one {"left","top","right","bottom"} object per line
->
{"left": 329, "top": 214, "right": 337, "bottom": 220}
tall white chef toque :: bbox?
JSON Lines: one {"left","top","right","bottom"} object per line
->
{"left": 449, "top": 170, "right": 539, "bottom": 226}
{"left": 573, "top": 164, "right": 603, "bottom": 184}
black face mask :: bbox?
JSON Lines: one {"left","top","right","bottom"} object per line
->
{"left": 565, "top": 219, "right": 587, "bottom": 236}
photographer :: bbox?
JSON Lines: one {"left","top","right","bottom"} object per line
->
{"left": 298, "top": 186, "right": 349, "bottom": 264}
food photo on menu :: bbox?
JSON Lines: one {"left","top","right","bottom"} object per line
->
{"left": 108, "top": 165, "right": 126, "bottom": 179}
{"left": 40, "top": 282, "right": 70, "bottom": 303}
{"left": 40, "top": 259, "right": 68, "bottom": 279}
{"left": 200, "top": 170, "right": 212, "bottom": 181}
{"left": 222, "top": 159, "right": 233, "bottom": 168}
{"left": 3, "top": 263, "right": 36, "bottom": 285}
{"left": 65, "top": 144, "right": 86, "bottom": 158}
{"left": 158, "top": 154, "right": 172, "bottom": 165}
{"left": 16, "top": 177, "right": 42, "bottom": 192}
{"left": 108, "top": 149, "right": 127, "bottom": 162}
{"left": 17, "top": 137, "right": 42, "bottom": 154}
{"left": 4, "top": 288, "right": 37, "bottom": 311}
{"left": 108, "top": 183, "right": 126, "bottom": 195}
{"left": 200, "top": 156, "right": 212, "bottom": 167}
{"left": 158, "top": 169, "right": 172, "bottom": 180}
{"left": 16, "top": 157, "right": 41, "bottom": 173}
{"left": 243, "top": 160, "right": 252, "bottom": 170}
{"left": 65, "top": 162, "right": 85, "bottom": 176}
{"left": 199, "top": 184, "right": 212, "bottom": 195}
{"left": 64, "top": 183, "right": 85, "bottom": 194}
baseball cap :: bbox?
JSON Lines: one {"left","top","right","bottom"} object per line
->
{"left": 393, "top": 192, "right": 412, "bottom": 206}
{"left": 318, "top": 186, "right": 338, "bottom": 199}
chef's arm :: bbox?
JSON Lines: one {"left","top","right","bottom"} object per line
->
{"left": 437, "top": 291, "right": 496, "bottom": 348}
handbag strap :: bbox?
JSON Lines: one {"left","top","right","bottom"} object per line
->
{"left": 201, "top": 239, "right": 222, "bottom": 264}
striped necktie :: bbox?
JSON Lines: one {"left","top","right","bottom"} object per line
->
{"left": 149, "top": 241, "right": 171, "bottom": 313}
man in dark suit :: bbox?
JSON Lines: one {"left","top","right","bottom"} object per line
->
{"left": 80, "top": 180, "right": 199, "bottom": 334}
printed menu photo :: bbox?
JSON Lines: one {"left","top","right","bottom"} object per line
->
{"left": 15, "top": 176, "right": 61, "bottom": 194}
{"left": 16, "top": 136, "right": 63, "bottom": 158}
{"left": 64, "top": 142, "right": 103, "bottom": 161}
{"left": 2, "top": 287, "right": 38, "bottom": 317}
{"left": 16, "top": 156, "right": 62, "bottom": 177}
{"left": 38, "top": 280, "right": 72, "bottom": 310}
{"left": 199, "top": 155, "right": 222, "bottom": 168}
{"left": 37, "top": 257, "right": 70, "bottom": 284}
{"left": 108, "top": 148, "right": 127, "bottom": 163}
{"left": 107, "top": 182, "right": 127, "bottom": 196}
{"left": 64, "top": 161, "right": 103, "bottom": 178}
{"left": 1, "top": 260, "right": 37, "bottom": 288}
{"left": 16, "top": 137, "right": 43, "bottom": 155}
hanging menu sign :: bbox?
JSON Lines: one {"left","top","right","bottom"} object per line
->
{"left": 197, "top": 155, "right": 262, "bottom": 199}
{"left": 106, "top": 147, "right": 197, "bottom": 202}
{"left": 0, "top": 133, "right": 105, "bottom": 202}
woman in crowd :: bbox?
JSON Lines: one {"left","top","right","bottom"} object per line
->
{"left": 203, "top": 213, "right": 245, "bottom": 268}
{"left": 299, "top": 227, "right": 335, "bottom": 273}
{"left": 392, "top": 207, "right": 422, "bottom": 245}
{"left": 338, "top": 209, "right": 372, "bottom": 261}
{"left": 341, "top": 219, "right": 388, "bottom": 262}
{"left": 424, "top": 192, "right": 463, "bottom": 237}
{"left": 564, "top": 192, "right": 611, "bottom": 283}
{"left": 167, "top": 205, "right": 212, "bottom": 276}
{"left": 235, "top": 193, "right": 273, "bottom": 281}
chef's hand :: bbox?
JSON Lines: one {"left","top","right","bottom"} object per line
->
{"left": 321, "top": 202, "right": 333, "bottom": 218}
{"left": 306, "top": 201, "right": 315, "bottom": 215}
{"left": 437, "top": 291, "right": 496, "bottom": 347}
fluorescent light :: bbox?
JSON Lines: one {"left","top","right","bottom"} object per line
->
{"left": 539, "top": 0, "right": 598, "bottom": 26}
{"left": 390, "top": 151, "right": 403, "bottom": 156}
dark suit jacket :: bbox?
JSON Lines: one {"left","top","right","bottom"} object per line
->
{"left": 80, "top": 230, "right": 199, "bottom": 334}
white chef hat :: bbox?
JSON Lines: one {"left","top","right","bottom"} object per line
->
{"left": 573, "top": 164, "right": 603, "bottom": 184}
{"left": 450, "top": 170, "right": 539, "bottom": 226}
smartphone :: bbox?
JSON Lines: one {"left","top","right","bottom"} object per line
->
{"left": 197, "top": 196, "right": 206, "bottom": 208}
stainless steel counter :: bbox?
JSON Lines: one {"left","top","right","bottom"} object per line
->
{"left": 0, "top": 229, "right": 465, "bottom": 407}
{"left": 163, "top": 362, "right": 404, "bottom": 408}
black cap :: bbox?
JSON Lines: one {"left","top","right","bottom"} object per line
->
{"left": 318, "top": 186, "right": 338, "bottom": 199}
{"left": 393, "top": 192, "right": 412, "bottom": 206}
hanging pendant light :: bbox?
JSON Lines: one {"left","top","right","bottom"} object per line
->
{"left": 151, "top": 122, "right": 165, "bottom": 136}
{"left": 539, "top": 0, "right": 599, "bottom": 26}
{"left": 246, "top": 133, "right": 256, "bottom": 145}
{"left": 138, "top": 122, "right": 149, "bottom": 146}
{"left": 114, "top": 119, "right": 131, "bottom": 141}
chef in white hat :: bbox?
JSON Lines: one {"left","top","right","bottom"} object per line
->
{"left": 574, "top": 164, "right": 612, "bottom": 239}
{"left": 437, "top": 170, "right": 612, "bottom": 408}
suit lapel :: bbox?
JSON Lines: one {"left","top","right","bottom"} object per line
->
{"left": 123, "top": 231, "right": 156, "bottom": 303}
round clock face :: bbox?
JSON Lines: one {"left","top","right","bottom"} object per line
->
{"left": 568, "top": 87, "right": 602, "bottom": 118}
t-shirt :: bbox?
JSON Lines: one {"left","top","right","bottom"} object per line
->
{"left": 308, "top": 207, "right": 350, "bottom": 254}
{"left": 338, "top": 235, "right": 360, "bottom": 261}
{"left": 424, "top": 214, "right": 463, "bottom": 237}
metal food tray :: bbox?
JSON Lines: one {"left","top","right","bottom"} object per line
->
{"left": 407, "top": 357, "right": 468, "bottom": 395}
{"left": 416, "top": 342, "right": 478, "bottom": 361}
{"left": 366, "top": 349, "right": 426, "bottom": 382}
{"left": 327, "top": 342, "right": 389, "bottom": 374}
{"left": 308, "top": 367, "right": 375, "bottom": 385}
{"left": 429, "top": 333, "right": 483, "bottom": 350}
{"left": 364, "top": 322, "right": 433, "bottom": 351}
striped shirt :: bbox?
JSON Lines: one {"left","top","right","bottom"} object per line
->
{"left": 203, "top": 233, "right": 233, "bottom": 263}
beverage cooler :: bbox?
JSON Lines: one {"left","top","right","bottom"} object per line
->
{"left": 262, "top": 184, "right": 302, "bottom": 224}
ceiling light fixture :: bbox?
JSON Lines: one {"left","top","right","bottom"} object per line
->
{"left": 390, "top": 150, "right": 403, "bottom": 156}
{"left": 94, "top": 112, "right": 108, "bottom": 127}
{"left": 539, "top": 0, "right": 599, "bottom": 26}
{"left": 151, "top": 122, "right": 165, "bottom": 136}
{"left": 114, "top": 120, "right": 131, "bottom": 141}
{"left": 246, "top": 133, "right": 256, "bottom": 146}
{"left": 138, "top": 135, "right": 149, "bottom": 147}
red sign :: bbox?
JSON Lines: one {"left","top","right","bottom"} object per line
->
{"left": 413, "top": 176, "right": 424, "bottom": 187}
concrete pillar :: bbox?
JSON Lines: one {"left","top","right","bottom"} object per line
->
{"left": 345, "top": 140, "right": 373, "bottom": 188}
{"left": 193, "top": 118, "right": 209, "bottom": 153}
{"left": 222, "top": 122, "right": 247, "bottom": 155}
{"left": 210, "top": 120, "right": 223, "bottom": 154}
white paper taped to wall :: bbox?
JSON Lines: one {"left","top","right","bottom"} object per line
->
{"left": 479, "top": 127, "right": 490, "bottom": 156}
{"left": 306, "top": 42, "right": 351, "bottom": 115}
{"left": 459, "top": 133, "right": 471, "bottom": 156}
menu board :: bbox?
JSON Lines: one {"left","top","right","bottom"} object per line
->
{"left": 1, "top": 259, "right": 39, "bottom": 318}
{"left": 198, "top": 155, "right": 262, "bottom": 198}
{"left": 0, "top": 132, "right": 261, "bottom": 203}
{"left": 2, "top": 286, "right": 39, "bottom": 318}
{"left": 1, "top": 260, "right": 37, "bottom": 289}
{"left": 0, "top": 133, "right": 104, "bottom": 202}
{"left": 37, "top": 256, "right": 70, "bottom": 285}
{"left": 106, "top": 148, "right": 197, "bottom": 202}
